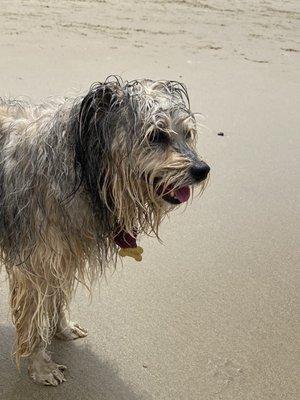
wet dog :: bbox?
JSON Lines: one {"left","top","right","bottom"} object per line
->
{"left": 0, "top": 78, "right": 209, "bottom": 385}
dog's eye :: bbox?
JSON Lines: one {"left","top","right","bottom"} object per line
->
{"left": 185, "top": 130, "right": 193, "bottom": 140}
{"left": 149, "top": 130, "right": 169, "bottom": 145}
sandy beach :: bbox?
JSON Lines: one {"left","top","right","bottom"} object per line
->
{"left": 0, "top": 1, "right": 299, "bottom": 399}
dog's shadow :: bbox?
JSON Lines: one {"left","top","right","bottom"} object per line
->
{"left": 0, "top": 324, "right": 152, "bottom": 400}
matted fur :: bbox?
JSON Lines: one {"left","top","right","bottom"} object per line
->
{"left": 0, "top": 77, "right": 208, "bottom": 368}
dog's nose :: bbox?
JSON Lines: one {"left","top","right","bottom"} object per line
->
{"left": 190, "top": 162, "right": 210, "bottom": 182}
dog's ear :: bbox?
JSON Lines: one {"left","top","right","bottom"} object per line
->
{"left": 79, "top": 82, "right": 122, "bottom": 130}
{"left": 74, "top": 81, "right": 123, "bottom": 205}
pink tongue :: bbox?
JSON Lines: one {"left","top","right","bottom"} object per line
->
{"left": 174, "top": 186, "right": 190, "bottom": 203}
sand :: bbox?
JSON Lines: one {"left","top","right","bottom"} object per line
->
{"left": 0, "top": 1, "right": 299, "bottom": 399}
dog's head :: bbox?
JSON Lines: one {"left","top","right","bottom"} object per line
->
{"left": 75, "top": 77, "right": 210, "bottom": 235}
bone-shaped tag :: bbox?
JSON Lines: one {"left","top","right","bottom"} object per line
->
{"left": 119, "top": 246, "right": 144, "bottom": 262}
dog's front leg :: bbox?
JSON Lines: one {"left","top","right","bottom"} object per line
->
{"left": 55, "top": 308, "right": 88, "bottom": 341}
{"left": 9, "top": 266, "right": 68, "bottom": 386}
{"left": 28, "top": 344, "right": 67, "bottom": 386}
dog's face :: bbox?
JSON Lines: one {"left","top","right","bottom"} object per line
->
{"left": 76, "top": 78, "right": 210, "bottom": 234}
{"left": 114, "top": 80, "right": 210, "bottom": 209}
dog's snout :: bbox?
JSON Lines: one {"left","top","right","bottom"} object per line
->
{"left": 190, "top": 162, "right": 210, "bottom": 182}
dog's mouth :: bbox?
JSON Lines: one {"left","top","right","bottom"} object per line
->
{"left": 156, "top": 184, "right": 191, "bottom": 205}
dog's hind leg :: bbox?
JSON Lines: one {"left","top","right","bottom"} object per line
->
{"left": 9, "top": 266, "right": 68, "bottom": 386}
{"left": 55, "top": 308, "right": 88, "bottom": 341}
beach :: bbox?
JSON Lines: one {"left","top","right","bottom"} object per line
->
{"left": 0, "top": 1, "right": 299, "bottom": 399}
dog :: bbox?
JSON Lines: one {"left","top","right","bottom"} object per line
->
{"left": 0, "top": 77, "right": 210, "bottom": 385}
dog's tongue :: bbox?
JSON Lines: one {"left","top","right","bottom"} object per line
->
{"left": 174, "top": 186, "right": 190, "bottom": 203}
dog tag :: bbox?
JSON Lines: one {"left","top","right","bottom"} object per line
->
{"left": 119, "top": 246, "right": 143, "bottom": 262}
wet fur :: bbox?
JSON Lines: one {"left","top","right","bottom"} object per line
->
{"left": 0, "top": 78, "right": 206, "bottom": 379}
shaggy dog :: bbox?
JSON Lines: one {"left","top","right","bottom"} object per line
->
{"left": 0, "top": 78, "right": 210, "bottom": 385}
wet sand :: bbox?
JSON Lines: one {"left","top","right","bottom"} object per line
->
{"left": 0, "top": 1, "right": 299, "bottom": 399}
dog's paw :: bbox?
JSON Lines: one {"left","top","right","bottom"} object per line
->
{"left": 28, "top": 351, "right": 67, "bottom": 386}
{"left": 55, "top": 322, "right": 88, "bottom": 341}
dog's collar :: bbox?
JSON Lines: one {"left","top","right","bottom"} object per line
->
{"left": 114, "top": 229, "right": 143, "bottom": 262}
{"left": 114, "top": 229, "right": 137, "bottom": 248}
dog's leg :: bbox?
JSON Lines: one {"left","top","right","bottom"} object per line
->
{"left": 9, "top": 266, "right": 68, "bottom": 386}
{"left": 28, "top": 344, "right": 67, "bottom": 386}
{"left": 55, "top": 308, "right": 88, "bottom": 340}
